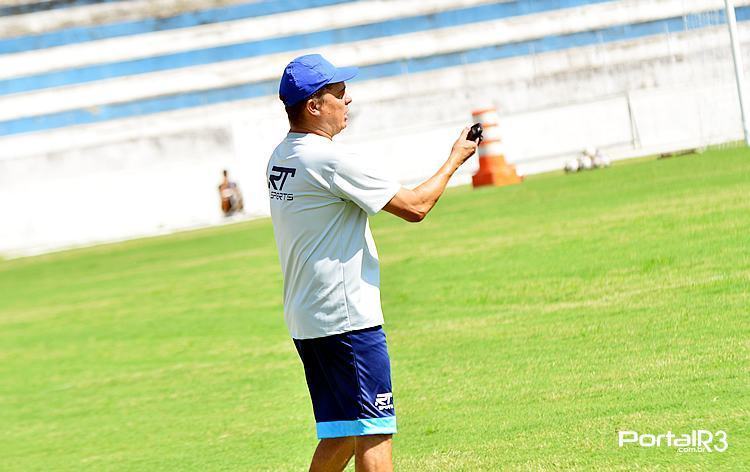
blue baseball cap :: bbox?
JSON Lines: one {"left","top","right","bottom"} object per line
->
{"left": 279, "top": 54, "right": 358, "bottom": 107}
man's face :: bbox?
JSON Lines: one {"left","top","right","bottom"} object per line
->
{"left": 315, "top": 82, "right": 351, "bottom": 137}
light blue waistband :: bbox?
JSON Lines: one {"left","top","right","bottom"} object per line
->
{"left": 316, "top": 417, "right": 397, "bottom": 439}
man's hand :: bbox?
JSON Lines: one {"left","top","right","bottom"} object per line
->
{"left": 449, "top": 127, "right": 479, "bottom": 167}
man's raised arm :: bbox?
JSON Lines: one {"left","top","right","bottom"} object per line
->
{"left": 383, "top": 127, "right": 478, "bottom": 222}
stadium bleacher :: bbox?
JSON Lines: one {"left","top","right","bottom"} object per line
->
{"left": 0, "top": 0, "right": 124, "bottom": 18}
{"left": 1, "top": 0, "right": 748, "bottom": 256}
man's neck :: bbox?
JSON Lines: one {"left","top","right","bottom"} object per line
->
{"left": 289, "top": 124, "right": 333, "bottom": 140}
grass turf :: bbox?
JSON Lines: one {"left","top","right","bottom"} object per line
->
{"left": 1, "top": 148, "right": 748, "bottom": 470}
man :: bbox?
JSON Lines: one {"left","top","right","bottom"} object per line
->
{"left": 267, "top": 54, "right": 477, "bottom": 471}
{"left": 218, "top": 169, "right": 244, "bottom": 216}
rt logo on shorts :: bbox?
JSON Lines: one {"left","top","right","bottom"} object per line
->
{"left": 375, "top": 392, "right": 394, "bottom": 411}
{"left": 268, "top": 166, "right": 296, "bottom": 201}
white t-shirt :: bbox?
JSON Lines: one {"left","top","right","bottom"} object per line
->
{"left": 267, "top": 132, "right": 401, "bottom": 339}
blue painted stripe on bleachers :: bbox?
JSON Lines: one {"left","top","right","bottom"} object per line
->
{"left": 0, "top": 0, "right": 616, "bottom": 95}
{"left": 0, "top": 1, "right": 126, "bottom": 18}
{"left": 0, "top": 80, "right": 280, "bottom": 135}
{"left": 0, "top": 0, "right": 356, "bottom": 54}
{"left": 0, "top": 7, "right": 746, "bottom": 137}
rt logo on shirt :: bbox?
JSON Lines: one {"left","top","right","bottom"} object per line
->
{"left": 268, "top": 166, "right": 296, "bottom": 201}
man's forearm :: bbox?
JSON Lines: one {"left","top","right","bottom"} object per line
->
{"left": 383, "top": 129, "right": 476, "bottom": 222}
{"left": 411, "top": 157, "right": 461, "bottom": 216}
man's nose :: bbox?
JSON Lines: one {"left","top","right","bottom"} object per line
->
{"left": 345, "top": 93, "right": 352, "bottom": 105}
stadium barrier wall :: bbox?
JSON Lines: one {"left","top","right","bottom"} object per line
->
{"left": 1, "top": 81, "right": 742, "bottom": 257}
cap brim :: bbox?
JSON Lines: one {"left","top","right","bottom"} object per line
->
{"left": 330, "top": 66, "right": 358, "bottom": 84}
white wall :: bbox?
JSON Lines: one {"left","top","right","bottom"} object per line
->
{"left": 0, "top": 127, "right": 240, "bottom": 253}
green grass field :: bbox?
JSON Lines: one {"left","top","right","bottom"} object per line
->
{"left": 1, "top": 148, "right": 748, "bottom": 470}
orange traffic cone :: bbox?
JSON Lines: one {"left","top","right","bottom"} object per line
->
{"left": 471, "top": 107, "right": 522, "bottom": 188}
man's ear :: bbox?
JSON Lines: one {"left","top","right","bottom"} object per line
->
{"left": 305, "top": 97, "right": 321, "bottom": 117}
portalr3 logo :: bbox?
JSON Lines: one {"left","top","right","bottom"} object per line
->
{"left": 268, "top": 166, "right": 296, "bottom": 201}
{"left": 374, "top": 392, "right": 393, "bottom": 411}
{"left": 618, "top": 430, "right": 728, "bottom": 453}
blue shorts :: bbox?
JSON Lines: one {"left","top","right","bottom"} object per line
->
{"left": 293, "top": 325, "right": 397, "bottom": 439}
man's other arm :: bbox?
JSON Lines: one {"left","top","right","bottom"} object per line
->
{"left": 383, "top": 127, "right": 478, "bottom": 223}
